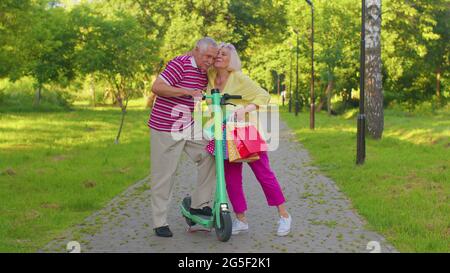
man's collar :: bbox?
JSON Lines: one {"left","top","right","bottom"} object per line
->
{"left": 190, "top": 56, "right": 198, "bottom": 68}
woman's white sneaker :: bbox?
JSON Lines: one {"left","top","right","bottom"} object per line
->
{"left": 232, "top": 218, "right": 249, "bottom": 235}
{"left": 277, "top": 214, "right": 291, "bottom": 236}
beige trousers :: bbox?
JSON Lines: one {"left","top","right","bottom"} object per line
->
{"left": 150, "top": 128, "right": 216, "bottom": 228}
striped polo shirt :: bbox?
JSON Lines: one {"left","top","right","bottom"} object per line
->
{"left": 148, "top": 55, "right": 208, "bottom": 132}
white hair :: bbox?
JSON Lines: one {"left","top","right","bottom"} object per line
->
{"left": 219, "top": 42, "right": 242, "bottom": 71}
{"left": 196, "top": 37, "right": 218, "bottom": 52}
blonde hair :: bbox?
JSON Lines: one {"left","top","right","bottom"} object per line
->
{"left": 219, "top": 42, "right": 242, "bottom": 71}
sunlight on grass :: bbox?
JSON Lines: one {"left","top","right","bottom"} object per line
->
{"left": 0, "top": 99, "right": 151, "bottom": 252}
{"left": 280, "top": 104, "right": 449, "bottom": 252}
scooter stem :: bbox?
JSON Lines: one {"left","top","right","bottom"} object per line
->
{"left": 210, "top": 89, "right": 229, "bottom": 227}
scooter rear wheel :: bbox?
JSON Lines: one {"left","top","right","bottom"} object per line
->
{"left": 215, "top": 211, "right": 232, "bottom": 242}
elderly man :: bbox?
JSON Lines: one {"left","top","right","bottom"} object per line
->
{"left": 148, "top": 37, "right": 218, "bottom": 237}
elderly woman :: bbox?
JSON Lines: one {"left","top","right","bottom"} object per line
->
{"left": 206, "top": 43, "right": 292, "bottom": 236}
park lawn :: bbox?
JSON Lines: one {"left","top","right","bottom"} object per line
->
{"left": 280, "top": 105, "right": 449, "bottom": 252}
{"left": 0, "top": 99, "right": 151, "bottom": 252}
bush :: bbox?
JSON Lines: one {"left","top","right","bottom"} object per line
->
{"left": 0, "top": 89, "right": 5, "bottom": 105}
{"left": 70, "top": 77, "right": 115, "bottom": 106}
{"left": 0, "top": 77, "right": 74, "bottom": 112}
{"left": 45, "top": 87, "right": 74, "bottom": 108}
{"left": 332, "top": 98, "right": 359, "bottom": 115}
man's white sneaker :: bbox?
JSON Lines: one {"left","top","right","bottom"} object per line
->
{"left": 277, "top": 214, "right": 292, "bottom": 236}
{"left": 232, "top": 218, "right": 249, "bottom": 235}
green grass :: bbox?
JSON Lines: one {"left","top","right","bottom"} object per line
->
{"left": 0, "top": 99, "right": 151, "bottom": 252}
{"left": 1, "top": 94, "right": 448, "bottom": 252}
{"left": 279, "top": 101, "right": 449, "bottom": 252}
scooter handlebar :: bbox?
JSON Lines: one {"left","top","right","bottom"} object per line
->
{"left": 223, "top": 94, "right": 242, "bottom": 100}
{"left": 201, "top": 93, "right": 242, "bottom": 101}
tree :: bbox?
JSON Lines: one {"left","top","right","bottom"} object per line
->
{"left": 73, "top": 6, "right": 157, "bottom": 143}
{"left": 365, "top": 0, "right": 383, "bottom": 139}
{"left": 382, "top": 0, "right": 448, "bottom": 109}
{"left": 239, "top": 0, "right": 289, "bottom": 90}
{"left": 315, "top": 0, "right": 359, "bottom": 115}
{"left": 1, "top": 1, "right": 78, "bottom": 107}
{"left": 2, "top": 0, "right": 446, "bottom": 114}
{"left": 421, "top": 0, "right": 449, "bottom": 107}
{"left": 0, "top": 0, "right": 34, "bottom": 80}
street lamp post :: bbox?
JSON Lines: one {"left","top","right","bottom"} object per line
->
{"left": 294, "top": 29, "right": 300, "bottom": 116}
{"left": 288, "top": 45, "right": 293, "bottom": 113}
{"left": 356, "top": 0, "right": 366, "bottom": 165}
{"left": 305, "top": 0, "right": 315, "bottom": 130}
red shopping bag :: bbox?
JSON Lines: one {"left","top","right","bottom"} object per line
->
{"left": 233, "top": 125, "right": 268, "bottom": 155}
{"left": 228, "top": 138, "right": 260, "bottom": 163}
{"left": 226, "top": 122, "right": 259, "bottom": 163}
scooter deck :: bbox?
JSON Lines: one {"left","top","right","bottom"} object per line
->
{"left": 181, "top": 196, "right": 214, "bottom": 227}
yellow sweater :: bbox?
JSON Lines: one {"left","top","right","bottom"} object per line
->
{"left": 206, "top": 70, "right": 271, "bottom": 108}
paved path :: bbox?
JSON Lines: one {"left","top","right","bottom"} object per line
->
{"left": 41, "top": 121, "right": 396, "bottom": 253}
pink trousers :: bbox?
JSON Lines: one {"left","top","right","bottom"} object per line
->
{"left": 224, "top": 151, "right": 286, "bottom": 213}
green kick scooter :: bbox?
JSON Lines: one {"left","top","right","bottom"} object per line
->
{"left": 180, "top": 89, "right": 242, "bottom": 242}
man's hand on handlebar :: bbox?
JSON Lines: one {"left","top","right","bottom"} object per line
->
{"left": 189, "top": 89, "right": 204, "bottom": 99}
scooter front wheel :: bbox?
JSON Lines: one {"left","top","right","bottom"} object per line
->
{"left": 215, "top": 211, "right": 232, "bottom": 242}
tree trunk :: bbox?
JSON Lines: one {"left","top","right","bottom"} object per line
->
{"left": 115, "top": 97, "right": 128, "bottom": 144}
{"left": 342, "top": 91, "right": 350, "bottom": 111}
{"left": 115, "top": 107, "right": 126, "bottom": 144}
{"left": 90, "top": 76, "right": 96, "bottom": 107}
{"left": 277, "top": 73, "right": 280, "bottom": 97}
{"left": 365, "top": 0, "right": 384, "bottom": 139}
{"left": 436, "top": 66, "right": 441, "bottom": 105}
{"left": 316, "top": 85, "right": 326, "bottom": 112}
{"left": 316, "top": 97, "right": 324, "bottom": 112}
{"left": 34, "top": 84, "right": 42, "bottom": 106}
{"left": 326, "top": 79, "right": 334, "bottom": 115}
{"left": 316, "top": 99, "right": 324, "bottom": 112}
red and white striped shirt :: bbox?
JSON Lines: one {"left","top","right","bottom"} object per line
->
{"left": 148, "top": 55, "right": 208, "bottom": 132}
